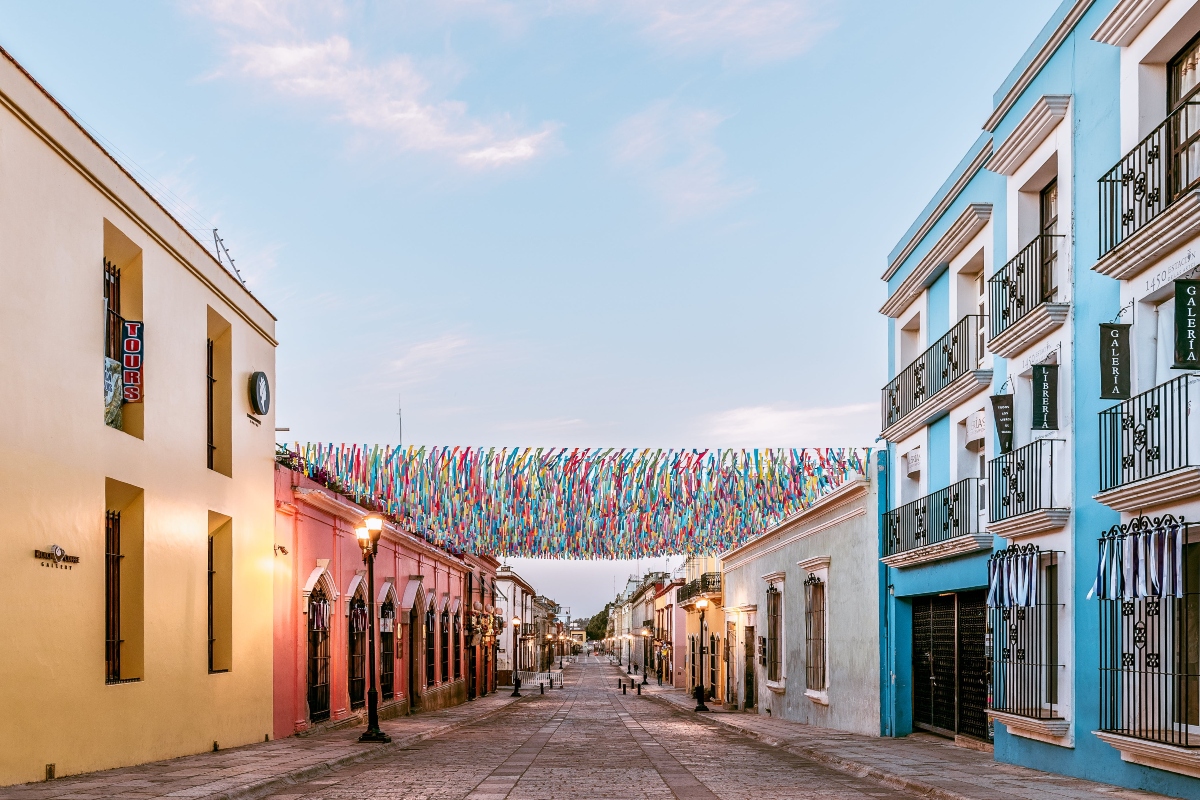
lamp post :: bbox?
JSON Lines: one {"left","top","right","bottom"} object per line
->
{"left": 640, "top": 627, "right": 651, "bottom": 685}
{"left": 694, "top": 598, "right": 710, "bottom": 712}
{"left": 510, "top": 617, "right": 522, "bottom": 697}
{"left": 355, "top": 514, "right": 391, "bottom": 743}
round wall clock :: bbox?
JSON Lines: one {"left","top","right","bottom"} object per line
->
{"left": 249, "top": 371, "right": 271, "bottom": 415}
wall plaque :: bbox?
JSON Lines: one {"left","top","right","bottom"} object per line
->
{"left": 1032, "top": 364, "right": 1059, "bottom": 430}
{"left": 1176, "top": 279, "right": 1200, "bottom": 369}
{"left": 1100, "top": 323, "right": 1131, "bottom": 399}
{"left": 34, "top": 544, "right": 79, "bottom": 570}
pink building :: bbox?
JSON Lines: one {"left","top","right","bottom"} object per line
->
{"left": 273, "top": 463, "right": 501, "bottom": 738}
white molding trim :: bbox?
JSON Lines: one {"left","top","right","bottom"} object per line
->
{"left": 881, "top": 369, "right": 993, "bottom": 443}
{"left": 1093, "top": 191, "right": 1200, "bottom": 281}
{"left": 881, "top": 204, "right": 992, "bottom": 317}
{"left": 804, "top": 688, "right": 829, "bottom": 706}
{"left": 761, "top": 570, "right": 786, "bottom": 583}
{"left": 1094, "top": 467, "right": 1200, "bottom": 512}
{"left": 766, "top": 679, "right": 786, "bottom": 694}
{"left": 292, "top": 486, "right": 366, "bottom": 526}
{"left": 885, "top": 146, "right": 993, "bottom": 281}
{"left": 275, "top": 500, "right": 297, "bottom": 516}
{"left": 1094, "top": 731, "right": 1200, "bottom": 778}
{"left": 988, "top": 711, "right": 1071, "bottom": 747}
{"left": 987, "top": 96, "right": 1071, "bottom": 176}
{"left": 987, "top": 303, "right": 1070, "bottom": 358}
{"left": 797, "top": 556, "right": 831, "bottom": 574}
{"left": 345, "top": 571, "right": 367, "bottom": 611}
{"left": 399, "top": 576, "right": 424, "bottom": 612}
{"left": 1091, "top": 0, "right": 1171, "bottom": 46}
{"left": 722, "top": 478, "right": 870, "bottom": 564}
{"left": 881, "top": 534, "right": 994, "bottom": 569}
{"left": 724, "top": 508, "right": 865, "bottom": 571}
{"left": 987, "top": 508, "right": 1071, "bottom": 540}
{"left": 301, "top": 560, "right": 339, "bottom": 605}
{"left": 984, "top": 0, "right": 1095, "bottom": 132}
{"left": 377, "top": 578, "right": 397, "bottom": 606}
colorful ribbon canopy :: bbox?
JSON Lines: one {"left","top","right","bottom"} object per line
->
{"left": 280, "top": 444, "right": 871, "bottom": 558}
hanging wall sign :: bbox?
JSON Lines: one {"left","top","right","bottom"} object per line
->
{"left": 1032, "top": 365, "right": 1059, "bottom": 430}
{"left": 1100, "top": 323, "right": 1131, "bottom": 399}
{"left": 121, "top": 321, "right": 144, "bottom": 403}
{"left": 990, "top": 394, "right": 1015, "bottom": 454}
{"left": 1176, "top": 279, "right": 1200, "bottom": 369}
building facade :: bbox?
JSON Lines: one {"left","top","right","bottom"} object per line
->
{"left": 883, "top": 0, "right": 1200, "bottom": 793}
{"left": 495, "top": 565, "right": 537, "bottom": 684}
{"left": 722, "top": 466, "right": 879, "bottom": 734}
{"left": 0, "top": 47, "right": 278, "bottom": 786}
{"left": 654, "top": 579, "right": 683, "bottom": 685}
{"left": 678, "top": 556, "right": 726, "bottom": 703}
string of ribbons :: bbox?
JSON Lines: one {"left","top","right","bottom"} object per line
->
{"left": 280, "top": 444, "right": 870, "bottom": 558}
{"left": 1088, "top": 522, "right": 1186, "bottom": 601}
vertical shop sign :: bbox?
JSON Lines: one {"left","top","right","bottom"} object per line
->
{"left": 122, "top": 321, "right": 144, "bottom": 403}
{"left": 1100, "top": 323, "right": 1131, "bottom": 399}
{"left": 990, "top": 394, "right": 1014, "bottom": 454}
{"left": 1032, "top": 364, "right": 1059, "bottom": 430}
{"left": 1175, "top": 279, "right": 1200, "bottom": 369}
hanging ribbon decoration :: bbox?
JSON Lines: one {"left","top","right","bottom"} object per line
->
{"left": 278, "top": 444, "right": 870, "bottom": 558}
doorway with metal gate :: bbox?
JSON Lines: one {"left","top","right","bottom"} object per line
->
{"left": 912, "top": 590, "right": 989, "bottom": 742}
{"left": 743, "top": 624, "right": 756, "bottom": 710}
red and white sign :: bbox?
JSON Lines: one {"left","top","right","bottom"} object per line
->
{"left": 122, "top": 321, "right": 144, "bottom": 403}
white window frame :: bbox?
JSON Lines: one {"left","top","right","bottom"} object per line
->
{"left": 762, "top": 571, "right": 786, "bottom": 693}
{"left": 799, "top": 556, "right": 831, "bottom": 705}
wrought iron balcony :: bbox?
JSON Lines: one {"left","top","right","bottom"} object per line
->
{"left": 988, "top": 235, "right": 1063, "bottom": 340}
{"left": 1098, "top": 375, "right": 1200, "bottom": 502}
{"left": 678, "top": 580, "right": 700, "bottom": 604}
{"left": 882, "top": 316, "right": 986, "bottom": 436}
{"left": 989, "top": 439, "right": 1065, "bottom": 524}
{"left": 882, "top": 478, "right": 981, "bottom": 559}
{"left": 1099, "top": 101, "right": 1200, "bottom": 257}
{"left": 700, "top": 572, "right": 721, "bottom": 595}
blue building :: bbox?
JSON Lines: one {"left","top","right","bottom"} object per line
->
{"left": 880, "top": 0, "right": 1200, "bottom": 794}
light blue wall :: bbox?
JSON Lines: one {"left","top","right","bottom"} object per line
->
{"left": 927, "top": 415, "right": 950, "bottom": 490}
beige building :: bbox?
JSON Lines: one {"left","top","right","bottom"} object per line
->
{"left": 678, "top": 555, "right": 726, "bottom": 704}
{"left": 0, "top": 47, "right": 277, "bottom": 785}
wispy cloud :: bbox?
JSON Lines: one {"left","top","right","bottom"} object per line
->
{"left": 700, "top": 402, "right": 877, "bottom": 447}
{"left": 382, "top": 334, "right": 483, "bottom": 387}
{"left": 192, "top": 0, "right": 558, "bottom": 167}
{"left": 612, "top": 101, "right": 753, "bottom": 217}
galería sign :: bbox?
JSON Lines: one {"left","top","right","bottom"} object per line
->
{"left": 34, "top": 545, "right": 79, "bottom": 569}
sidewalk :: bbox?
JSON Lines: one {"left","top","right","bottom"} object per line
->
{"left": 0, "top": 693, "right": 520, "bottom": 800}
{"left": 642, "top": 684, "right": 1167, "bottom": 800}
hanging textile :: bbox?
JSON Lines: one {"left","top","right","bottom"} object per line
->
{"left": 349, "top": 603, "right": 369, "bottom": 633}
{"left": 380, "top": 607, "right": 395, "bottom": 633}
{"left": 1088, "top": 517, "right": 1186, "bottom": 600}
{"left": 310, "top": 599, "right": 330, "bottom": 631}
{"left": 987, "top": 545, "right": 1040, "bottom": 608}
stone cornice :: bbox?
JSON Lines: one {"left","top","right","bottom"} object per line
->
{"left": 987, "top": 303, "right": 1071, "bottom": 359}
{"left": 1091, "top": 0, "right": 1171, "bottom": 46}
{"left": 880, "top": 369, "right": 993, "bottom": 443}
{"left": 984, "top": 0, "right": 1095, "bottom": 132}
{"left": 293, "top": 487, "right": 365, "bottom": 526}
{"left": 987, "top": 508, "right": 1071, "bottom": 540}
{"left": 1092, "top": 191, "right": 1200, "bottom": 280}
{"left": 1094, "top": 467, "right": 1200, "bottom": 512}
{"left": 722, "top": 478, "right": 870, "bottom": 564}
{"left": 1094, "top": 731, "right": 1200, "bottom": 778}
{"left": 986, "top": 96, "right": 1071, "bottom": 176}
{"left": 988, "top": 711, "right": 1071, "bottom": 747}
{"left": 797, "top": 555, "right": 831, "bottom": 574}
{"left": 881, "top": 533, "right": 993, "bottom": 569}
{"left": 882, "top": 204, "right": 993, "bottom": 317}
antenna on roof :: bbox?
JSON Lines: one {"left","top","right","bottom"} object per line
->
{"left": 213, "top": 229, "right": 248, "bottom": 288}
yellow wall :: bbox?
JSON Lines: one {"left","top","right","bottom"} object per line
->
{"left": 0, "top": 50, "right": 277, "bottom": 785}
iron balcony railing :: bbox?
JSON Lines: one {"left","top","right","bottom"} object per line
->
{"left": 678, "top": 580, "right": 700, "bottom": 603}
{"left": 988, "top": 235, "right": 1063, "bottom": 340}
{"left": 700, "top": 572, "right": 722, "bottom": 595}
{"left": 883, "top": 478, "right": 980, "bottom": 557}
{"left": 989, "top": 439, "right": 1064, "bottom": 523}
{"left": 882, "top": 316, "right": 984, "bottom": 432}
{"left": 1098, "top": 375, "right": 1200, "bottom": 492}
{"left": 1100, "top": 101, "right": 1200, "bottom": 257}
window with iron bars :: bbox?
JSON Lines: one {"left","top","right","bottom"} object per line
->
{"left": 709, "top": 633, "right": 719, "bottom": 694}
{"left": 454, "top": 612, "right": 463, "bottom": 680}
{"left": 426, "top": 607, "right": 437, "bottom": 686}
{"left": 308, "top": 589, "right": 331, "bottom": 722}
{"left": 208, "top": 534, "right": 216, "bottom": 673}
{"left": 105, "top": 511, "right": 123, "bottom": 683}
{"left": 805, "top": 574, "right": 827, "bottom": 691}
{"left": 381, "top": 601, "right": 395, "bottom": 701}
{"left": 440, "top": 609, "right": 450, "bottom": 682}
{"left": 206, "top": 339, "right": 216, "bottom": 470}
{"left": 348, "top": 594, "right": 366, "bottom": 709}
{"left": 766, "top": 584, "right": 782, "bottom": 682}
{"left": 987, "top": 545, "right": 1061, "bottom": 721}
{"left": 1097, "top": 515, "right": 1200, "bottom": 746}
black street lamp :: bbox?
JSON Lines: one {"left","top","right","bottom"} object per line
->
{"left": 510, "top": 617, "right": 522, "bottom": 697}
{"left": 355, "top": 514, "right": 391, "bottom": 743}
{"left": 694, "top": 598, "right": 710, "bottom": 712}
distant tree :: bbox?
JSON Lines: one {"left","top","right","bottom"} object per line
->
{"left": 585, "top": 607, "right": 609, "bottom": 641}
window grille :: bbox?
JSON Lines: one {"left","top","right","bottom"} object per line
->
{"left": 426, "top": 607, "right": 436, "bottom": 686}
{"left": 380, "top": 601, "right": 395, "bottom": 701}
{"left": 1096, "top": 515, "right": 1200, "bottom": 746}
{"left": 206, "top": 338, "right": 216, "bottom": 470}
{"left": 440, "top": 609, "right": 450, "bottom": 682}
{"left": 805, "top": 574, "right": 827, "bottom": 691}
{"left": 453, "top": 613, "right": 463, "bottom": 680}
{"left": 207, "top": 535, "right": 215, "bottom": 673}
{"left": 348, "top": 594, "right": 367, "bottom": 709}
{"left": 308, "top": 589, "right": 331, "bottom": 722}
{"left": 103, "top": 260, "right": 122, "bottom": 361}
{"left": 709, "top": 633, "right": 719, "bottom": 693}
{"left": 1040, "top": 180, "right": 1059, "bottom": 301}
{"left": 689, "top": 635, "right": 697, "bottom": 688}
{"left": 766, "top": 585, "right": 782, "bottom": 682}
{"left": 105, "top": 511, "right": 122, "bottom": 683}
{"left": 987, "top": 545, "right": 1061, "bottom": 721}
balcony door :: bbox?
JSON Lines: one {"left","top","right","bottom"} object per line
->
{"left": 1171, "top": 34, "right": 1200, "bottom": 194}
{"left": 1039, "top": 180, "right": 1058, "bottom": 302}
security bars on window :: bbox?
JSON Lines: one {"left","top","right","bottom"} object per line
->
{"left": 986, "top": 545, "right": 1061, "bottom": 721}
{"left": 805, "top": 574, "right": 827, "bottom": 691}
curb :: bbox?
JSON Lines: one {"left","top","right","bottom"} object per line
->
{"left": 207, "top": 696, "right": 524, "bottom": 800}
{"left": 641, "top": 692, "right": 978, "bottom": 800}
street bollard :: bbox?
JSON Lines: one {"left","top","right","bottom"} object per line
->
{"left": 637, "top": 683, "right": 641, "bottom": 695}
{"left": 617, "top": 679, "right": 622, "bottom": 689}
{"left": 622, "top": 682, "right": 627, "bottom": 695}
{"left": 540, "top": 682, "right": 544, "bottom": 695}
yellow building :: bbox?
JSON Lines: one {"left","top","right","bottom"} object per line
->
{"left": 678, "top": 555, "right": 726, "bottom": 704}
{"left": 0, "top": 47, "right": 277, "bottom": 785}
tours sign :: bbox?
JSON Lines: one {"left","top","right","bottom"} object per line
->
{"left": 1032, "top": 364, "right": 1059, "bottom": 430}
{"left": 122, "top": 321, "right": 144, "bottom": 403}
{"left": 1100, "top": 323, "right": 1131, "bottom": 399}
{"left": 1176, "top": 279, "right": 1200, "bottom": 369}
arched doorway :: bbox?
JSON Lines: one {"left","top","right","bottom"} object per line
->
{"left": 308, "top": 588, "right": 331, "bottom": 723}
{"left": 380, "top": 598, "right": 396, "bottom": 702}
{"left": 407, "top": 588, "right": 427, "bottom": 711}
{"left": 348, "top": 590, "right": 367, "bottom": 710}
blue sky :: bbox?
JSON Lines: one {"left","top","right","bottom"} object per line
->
{"left": 0, "top": 0, "right": 1062, "bottom": 613}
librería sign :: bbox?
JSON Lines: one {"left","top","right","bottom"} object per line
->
{"left": 1033, "top": 364, "right": 1059, "bottom": 430}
